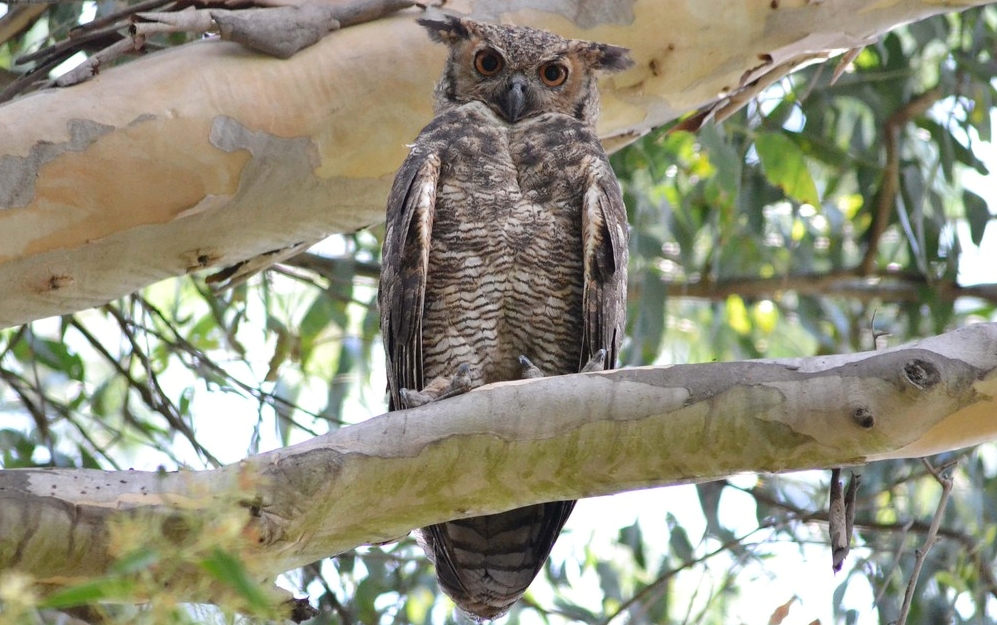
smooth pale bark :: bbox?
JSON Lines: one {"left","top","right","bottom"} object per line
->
{"left": 2, "top": 323, "right": 995, "bottom": 601}
{"left": 1, "top": 0, "right": 992, "bottom": 327}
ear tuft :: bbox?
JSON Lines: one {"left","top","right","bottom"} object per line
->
{"left": 417, "top": 15, "right": 472, "bottom": 44}
{"left": 591, "top": 43, "right": 634, "bottom": 72}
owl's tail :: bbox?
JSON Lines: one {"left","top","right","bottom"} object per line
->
{"left": 418, "top": 500, "right": 576, "bottom": 620}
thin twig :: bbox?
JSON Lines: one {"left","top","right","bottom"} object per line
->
{"left": 0, "top": 364, "right": 122, "bottom": 468}
{"left": 0, "top": 52, "right": 65, "bottom": 103}
{"left": 15, "top": 22, "right": 127, "bottom": 64}
{"left": 671, "top": 269, "right": 997, "bottom": 304}
{"left": 104, "top": 303, "right": 223, "bottom": 467}
{"left": 859, "top": 88, "right": 943, "bottom": 275}
{"left": 896, "top": 458, "right": 955, "bottom": 624}
{"left": 599, "top": 523, "right": 776, "bottom": 625}
{"left": 131, "top": 295, "right": 332, "bottom": 430}
{"left": 0, "top": 4, "right": 48, "bottom": 46}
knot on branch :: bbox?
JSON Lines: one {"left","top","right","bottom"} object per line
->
{"left": 851, "top": 407, "right": 875, "bottom": 429}
{"left": 903, "top": 359, "right": 941, "bottom": 390}
{"left": 246, "top": 509, "right": 287, "bottom": 547}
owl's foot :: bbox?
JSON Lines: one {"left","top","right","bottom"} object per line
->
{"left": 581, "top": 349, "right": 607, "bottom": 372}
{"left": 518, "top": 349, "right": 607, "bottom": 379}
{"left": 400, "top": 364, "right": 473, "bottom": 408}
{"left": 518, "top": 355, "right": 544, "bottom": 379}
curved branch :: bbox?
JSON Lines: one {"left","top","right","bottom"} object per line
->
{"left": 1, "top": 323, "right": 996, "bottom": 604}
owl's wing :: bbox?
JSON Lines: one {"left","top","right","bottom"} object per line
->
{"left": 581, "top": 156, "right": 629, "bottom": 370}
{"left": 379, "top": 147, "right": 441, "bottom": 410}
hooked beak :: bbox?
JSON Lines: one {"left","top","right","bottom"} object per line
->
{"left": 501, "top": 74, "right": 528, "bottom": 122}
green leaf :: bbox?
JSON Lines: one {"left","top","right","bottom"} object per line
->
{"left": 596, "top": 561, "right": 622, "bottom": 601}
{"left": 617, "top": 521, "right": 646, "bottom": 569}
{"left": 625, "top": 265, "right": 667, "bottom": 367}
{"left": 111, "top": 547, "right": 160, "bottom": 575}
{"left": 755, "top": 132, "right": 820, "bottom": 206}
{"left": 666, "top": 513, "right": 694, "bottom": 562}
{"left": 299, "top": 290, "right": 348, "bottom": 364}
{"left": 354, "top": 576, "right": 386, "bottom": 623}
{"left": 20, "top": 337, "right": 85, "bottom": 380}
{"left": 552, "top": 597, "right": 599, "bottom": 621}
{"left": 698, "top": 122, "right": 742, "bottom": 208}
{"left": 964, "top": 189, "right": 992, "bottom": 246}
{"left": 40, "top": 578, "right": 135, "bottom": 609}
{"left": 199, "top": 548, "right": 271, "bottom": 612}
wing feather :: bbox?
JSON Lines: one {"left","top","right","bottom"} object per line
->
{"left": 581, "top": 156, "right": 629, "bottom": 370}
{"left": 378, "top": 148, "right": 441, "bottom": 410}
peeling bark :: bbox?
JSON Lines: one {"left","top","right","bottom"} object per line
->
{"left": 1, "top": 0, "right": 992, "bottom": 327}
{"left": 2, "top": 323, "right": 995, "bottom": 603}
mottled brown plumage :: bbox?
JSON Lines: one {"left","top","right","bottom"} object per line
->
{"left": 378, "top": 15, "right": 631, "bottom": 620}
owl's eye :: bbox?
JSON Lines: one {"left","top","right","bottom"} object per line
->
{"left": 538, "top": 62, "right": 568, "bottom": 87}
{"left": 474, "top": 50, "right": 504, "bottom": 76}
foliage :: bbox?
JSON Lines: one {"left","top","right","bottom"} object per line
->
{"left": 3, "top": 4, "right": 997, "bottom": 625}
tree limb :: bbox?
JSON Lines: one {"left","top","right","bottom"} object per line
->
{"left": 2, "top": 322, "right": 996, "bottom": 604}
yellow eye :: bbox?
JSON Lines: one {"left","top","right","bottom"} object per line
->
{"left": 539, "top": 62, "right": 568, "bottom": 87}
{"left": 474, "top": 50, "right": 504, "bottom": 76}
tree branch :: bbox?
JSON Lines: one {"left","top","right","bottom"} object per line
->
{"left": 668, "top": 269, "right": 997, "bottom": 304}
{"left": 2, "top": 323, "right": 996, "bottom": 605}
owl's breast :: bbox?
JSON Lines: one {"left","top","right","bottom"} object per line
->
{"left": 420, "top": 108, "right": 589, "bottom": 386}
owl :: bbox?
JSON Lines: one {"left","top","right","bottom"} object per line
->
{"left": 378, "top": 15, "right": 631, "bottom": 620}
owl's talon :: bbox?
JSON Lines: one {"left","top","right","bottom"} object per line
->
{"left": 401, "top": 364, "right": 475, "bottom": 408}
{"left": 399, "top": 387, "right": 432, "bottom": 409}
{"left": 581, "top": 349, "right": 607, "bottom": 373}
{"left": 438, "top": 363, "right": 473, "bottom": 400}
{"left": 519, "top": 355, "right": 544, "bottom": 379}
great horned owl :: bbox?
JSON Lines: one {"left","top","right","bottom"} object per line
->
{"left": 378, "top": 15, "right": 631, "bottom": 620}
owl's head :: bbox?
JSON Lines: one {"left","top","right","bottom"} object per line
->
{"left": 418, "top": 16, "right": 632, "bottom": 125}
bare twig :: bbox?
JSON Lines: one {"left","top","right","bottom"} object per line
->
{"left": 0, "top": 53, "right": 66, "bottom": 103}
{"left": 831, "top": 47, "right": 864, "bottom": 85}
{"left": 0, "top": 5, "right": 48, "bottom": 46}
{"left": 896, "top": 458, "right": 955, "bottom": 624}
{"left": 0, "top": 363, "right": 123, "bottom": 468}
{"left": 54, "top": 36, "right": 147, "bottom": 88}
{"left": 15, "top": 22, "right": 129, "bottom": 65}
{"left": 859, "top": 88, "right": 943, "bottom": 275}
{"left": 735, "top": 469, "right": 997, "bottom": 604}
{"left": 103, "top": 303, "right": 223, "bottom": 467}
{"left": 130, "top": 295, "right": 333, "bottom": 430}
{"left": 598, "top": 519, "right": 788, "bottom": 625}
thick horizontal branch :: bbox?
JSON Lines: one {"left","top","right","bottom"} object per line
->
{"left": 2, "top": 322, "right": 996, "bottom": 602}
